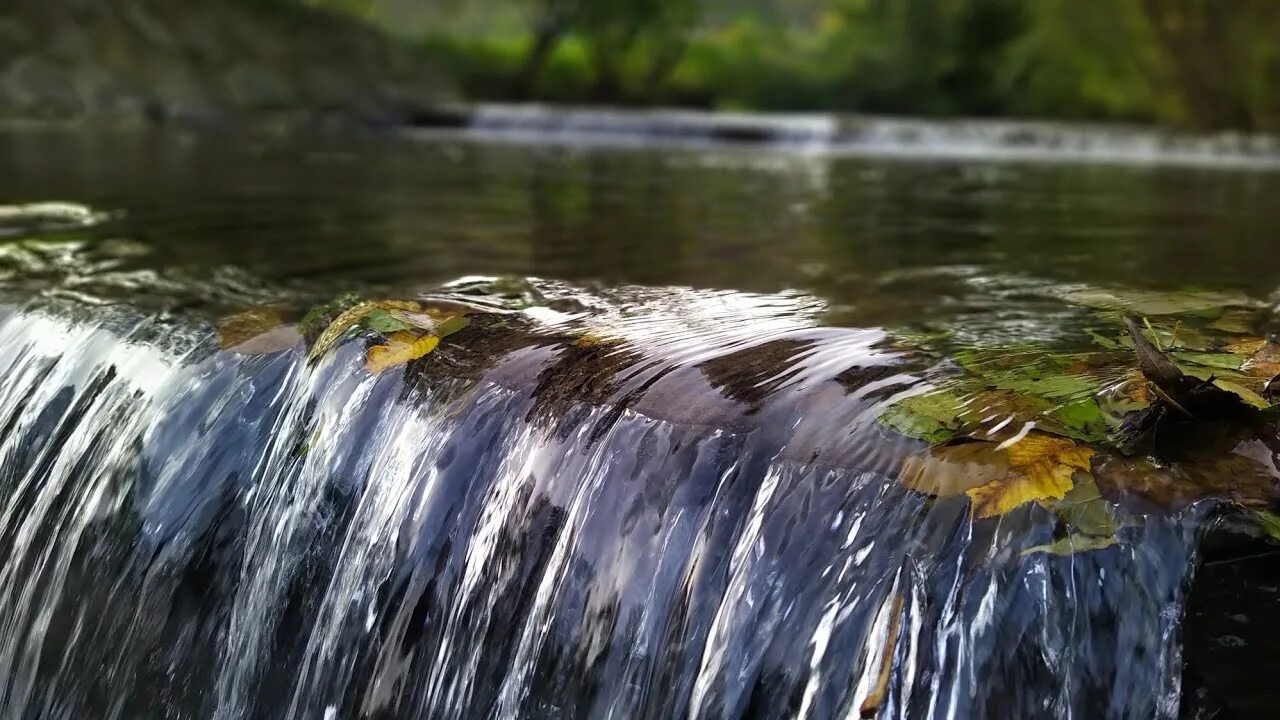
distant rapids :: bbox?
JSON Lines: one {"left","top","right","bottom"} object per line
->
{"left": 434, "top": 103, "right": 1280, "bottom": 170}
{"left": 0, "top": 277, "right": 1206, "bottom": 720}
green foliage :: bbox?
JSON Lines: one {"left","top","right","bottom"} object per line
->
{"left": 877, "top": 286, "right": 1280, "bottom": 462}
{"left": 411, "top": 0, "right": 1280, "bottom": 129}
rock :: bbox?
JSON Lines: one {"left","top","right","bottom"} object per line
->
{"left": 2, "top": 56, "right": 83, "bottom": 118}
{"left": 80, "top": 68, "right": 150, "bottom": 122}
{"left": 0, "top": 0, "right": 453, "bottom": 125}
{"left": 226, "top": 64, "right": 295, "bottom": 111}
{"left": 301, "top": 66, "right": 358, "bottom": 111}
{"left": 152, "top": 69, "right": 221, "bottom": 123}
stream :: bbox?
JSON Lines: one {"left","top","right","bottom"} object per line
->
{"left": 0, "top": 118, "right": 1278, "bottom": 719}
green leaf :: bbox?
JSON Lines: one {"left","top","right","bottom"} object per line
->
{"left": 1084, "top": 328, "right": 1120, "bottom": 349}
{"left": 362, "top": 309, "right": 415, "bottom": 334}
{"left": 1212, "top": 378, "right": 1272, "bottom": 409}
{"left": 986, "top": 366, "right": 1098, "bottom": 402}
{"left": 1254, "top": 510, "right": 1280, "bottom": 542}
{"left": 1172, "top": 351, "right": 1243, "bottom": 371}
{"left": 435, "top": 314, "right": 471, "bottom": 339}
{"left": 1021, "top": 534, "right": 1115, "bottom": 557}
{"left": 299, "top": 291, "right": 361, "bottom": 335}
{"left": 1060, "top": 287, "right": 1253, "bottom": 316}
{"left": 876, "top": 390, "right": 962, "bottom": 443}
{"left": 308, "top": 301, "right": 376, "bottom": 362}
{"left": 1045, "top": 398, "right": 1108, "bottom": 443}
{"left": 1051, "top": 476, "right": 1115, "bottom": 537}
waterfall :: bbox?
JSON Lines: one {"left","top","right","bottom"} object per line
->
{"left": 0, "top": 287, "right": 1207, "bottom": 720}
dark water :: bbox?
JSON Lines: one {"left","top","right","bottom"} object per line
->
{"left": 3, "top": 128, "right": 1279, "bottom": 303}
{"left": 0, "top": 125, "right": 1278, "bottom": 719}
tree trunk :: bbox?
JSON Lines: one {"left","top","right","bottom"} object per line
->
{"left": 514, "top": 20, "right": 565, "bottom": 99}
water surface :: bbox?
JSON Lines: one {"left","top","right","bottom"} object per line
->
{"left": 0, "top": 123, "right": 1278, "bottom": 719}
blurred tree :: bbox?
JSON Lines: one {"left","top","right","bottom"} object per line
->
{"left": 392, "top": 0, "right": 1280, "bottom": 130}
{"left": 1135, "top": 0, "right": 1280, "bottom": 130}
{"left": 836, "top": 0, "right": 1026, "bottom": 115}
{"left": 306, "top": 0, "right": 378, "bottom": 18}
{"left": 999, "top": 0, "right": 1169, "bottom": 122}
{"left": 577, "top": 0, "right": 700, "bottom": 100}
{"left": 514, "top": 0, "right": 583, "bottom": 97}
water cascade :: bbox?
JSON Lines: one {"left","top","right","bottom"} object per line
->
{"left": 0, "top": 260, "right": 1216, "bottom": 720}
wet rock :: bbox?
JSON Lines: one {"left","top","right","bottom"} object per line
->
{"left": 152, "top": 70, "right": 221, "bottom": 124}
{"left": 81, "top": 69, "right": 150, "bottom": 121}
{"left": 300, "top": 66, "right": 358, "bottom": 111}
{"left": 3, "top": 56, "right": 84, "bottom": 118}
{"left": 226, "top": 64, "right": 294, "bottom": 111}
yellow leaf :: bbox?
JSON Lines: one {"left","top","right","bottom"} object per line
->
{"left": 309, "top": 301, "right": 377, "bottom": 361}
{"left": 308, "top": 299, "right": 427, "bottom": 362}
{"left": 966, "top": 433, "right": 1092, "bottom": 519}
{"left": 364, "top": 332, "right": 440, "bottom": 374}
{"left": 1241, "top": 340, "right": 1280, "bottom": 379}
{"left": 1222, "top": 338, "right": 1267, "bottom": 356}
{"left": 858, "top": 592, "right": 904, "bottom": 717}
{"left": 1212, "top": 378, "right": 1271, "bottom": 408}
{"left": 571, "top": 331, "right": 620, "bottom": 349}
{"left": 1208, "top": 309, "right": 1258, "bottom": 334}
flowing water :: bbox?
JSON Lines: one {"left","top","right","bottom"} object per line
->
{"left": 0, "top": 121, "right": 1279, "bottom": 719}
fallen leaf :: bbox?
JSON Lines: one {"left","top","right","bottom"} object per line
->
{"left": 571, "top": 331, "right": 619, "bottom": 348}
{"left": 435, "top": 314, "right": 471, "bottom": 339}
{"left": 1211, "top": 378, "right": 1271, "bottom": 409}
{"left": 1047, "top": 475, "right": 1115, "bottom": 537}
{"left": 1254, "top": 510, "right": 1280, "bottom": 542}
{"left": 1242, "top": 341, "right": 1280, "bottom": 379}
{"left": 227, "top": 325, "right": 302, "bottom": 355}
{"left": 1060, "top": 287, "right": 1253, "bottom": 316}
{"left": 1021, "top": 534, "right": 1115, "bottom": 557}
{"left": 218, "top": 307, "right": 287, "bottom": 349}
{"left": 1208, "top": 309, "right": 1259, "bottom": 334}
{"left": 363, "top": 308, "right": 417, "bottom": 334}
{"left": 900, "top": 441, "right": 1009, "bottom": 497}
{"left": 1084, "top": 328, "right": 1120, "bottom": 349}
{"left": 1172, "top": 351, "right": 1243, "bottom": 372}
{"left": 1107, "top": 369, "right": 1153, "bottom": 407}
{"left": 1222, "top": 338, "right": 1268, "bottom": 356}
{"left": 876, "top": 389, "right": 963, "bottom": 443}
{"left": 308, "top": 299, "right": 428, "bottom": 362}
{"left": 966, "top": 433, "right": 1093, "bottom": 518}
{"left": 364, "top": 332, "right": 440, "bottom": 374}
{"left": 298, "top": 291, "right": 361, "bottom": 337}
{"left": 310, "top": 301, "right": 377, "bottom": 361}
{"left": 859, "top": 592, "right": 904, "bottom": 718}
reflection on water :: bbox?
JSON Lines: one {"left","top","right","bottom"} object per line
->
{"left": 1, "top": 128, "right": 1279, "bottom": 308}
{"left": 0, "top": 128, "right": 1278, "bottom": 719}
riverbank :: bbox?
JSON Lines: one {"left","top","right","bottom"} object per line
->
{"left": 0, "top": 0, "right": 452, "bottom": 126}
